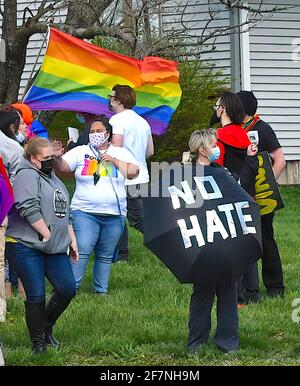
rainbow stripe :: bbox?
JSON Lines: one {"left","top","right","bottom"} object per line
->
{"left": 0, "top": 157, "right": 14, "bottom": 225}
{"left": 81, "top": 160, "right": 118, "bottom": 177}
{"left": 24, "top": 28, "right": 182, "bottom": 135}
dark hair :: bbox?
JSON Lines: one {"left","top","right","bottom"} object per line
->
{"left": 219, "top": 92, "right": 246, "bottom": 125}
{"left": 112, "top": 84, "right": 136, "bottom": 109}
{"left": 237, "top": 91, "right": 258, "bottom": 116}
{"left": 0, "top": 110, "right": 20, "bottom": 141}
{"left": 89, "top": 114, "right": 113, "bottom": 141}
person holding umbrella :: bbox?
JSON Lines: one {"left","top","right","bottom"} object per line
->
{"left": 182, "top": 129, "right": 240, "bottom": 354}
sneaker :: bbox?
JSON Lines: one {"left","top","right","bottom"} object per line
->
{"left": 95, "top": 291, "right": 108, "bottom": 296}
{"left": 116, "top": 258, "right": 128, "bottom": 263}
{"left": 266, "top": 289, "right": 284, "bottom": 298}
{"left": 216, "top": 345, "right": 238, "bottom": 354}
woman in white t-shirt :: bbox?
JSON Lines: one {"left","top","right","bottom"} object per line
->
{"left": 53, "top": 115, "right": 139, "bottom": 294}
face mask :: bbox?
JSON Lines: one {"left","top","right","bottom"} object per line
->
{"left": 16, "top": 131, "right": 26, "bottom": 143}
{"left": 89, "top": 132, "right": 108, "bottom": 148}
{"left": 40, "top": 158, "right": 55, "bottom": 176}
{"left": 108, "top": 100, "right": 113, "bottom": 111}
{"left": 209, "top": 111, "right": 221, "bottom": 126}
{"left": 208, "top": 146, "right": 221, "bottom": 162}
{"left": 76, "top": 113, "right": 86, "bottom": 124}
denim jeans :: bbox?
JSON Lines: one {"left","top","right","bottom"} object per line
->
{"left": 4, "top": 242, "right": 19, "bottom": 287}
{"left": 9, "top": 243, "right": 76, "bottom": 302}
{"left": 71, "top": 210, "right": 125, "bottom": 293}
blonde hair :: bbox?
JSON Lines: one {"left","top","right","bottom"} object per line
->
{"left": 182, "top": 129, "right": 217, "bottom": 164}
{"left": 24, "top": 137, "right": 52, "bottom": 160}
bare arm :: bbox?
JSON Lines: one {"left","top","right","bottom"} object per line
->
{"left": 52, "top": 141, "right": 72, "bottom": 173}
{"left": 30, "top": 219, "right": 51, "bottom": 241}
{"left": 271, "top": 148, "right": 286, "bottom": 180}
{"left": 146, "top": 134, "right": 154, "bottom": 158}
{"left": 54, "top": 156, "right": 72, "bottom": 174}
{"left": 113, "top": 159, "right": 139, "bottom": 180}
{"left": 68, "top": 224, "right": 78, "bottom": 262}
{"left": 101, "top": 154, "right": 139, "bottom": 179}
{"left": 111, "top": 134, "right": 124, "bottom": 147}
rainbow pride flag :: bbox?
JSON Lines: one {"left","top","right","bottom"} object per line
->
{"left": 24, "top": 28, "right": 182, "bottom": 135}
{"left": 0, "top": 157, "right": 14, "bottom": 225}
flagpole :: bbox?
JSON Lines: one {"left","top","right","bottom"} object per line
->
{"left": 21, "top": 27, "right": 50, "bottom": 102}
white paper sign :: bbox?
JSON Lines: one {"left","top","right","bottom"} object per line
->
{"left": 68, "top": 127, "right": 79, "bottom": 143}
{"left": 247, "top": 131, "right": 259, "bottom": 145}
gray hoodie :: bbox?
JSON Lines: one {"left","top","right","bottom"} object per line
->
{"left": 6, "top": 158, "right": 71, "bottom": 254}
{"left": 0, "top": 130, "right": 24, "bottom": 183}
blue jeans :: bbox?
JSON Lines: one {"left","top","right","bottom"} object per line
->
{"left": 5, "top": 242, "right": 19, "bottom": 287}
{"left": 71, "top": 210, "right": 125, "bottom": 293}
{"left": 9, "top": 243, "right": 76, "bottom": 302}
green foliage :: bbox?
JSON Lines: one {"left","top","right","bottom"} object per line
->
{"left": 46, "top": 111, "right": 84, "bottom": 145}
{"left": 152, "top": 60, "right": 228, "bottom": 163}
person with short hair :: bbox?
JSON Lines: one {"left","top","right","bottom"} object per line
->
{"left": 109, "top": 84, "right": 154, "bottom": 262}
{"left": 237, "top": 90, "right": 286, "bottom": 298}
{"left": 6, "top": 137, "right": 78, "bottom": 353}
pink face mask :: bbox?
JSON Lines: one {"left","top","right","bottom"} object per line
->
{"left": 89, "top": 132, "right": 108, "bottom": 147}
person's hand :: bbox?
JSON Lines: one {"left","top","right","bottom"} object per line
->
{"left": 247, "top": 144, "right": 258, "bottom": 156}
{"left": 101, "top": 153, "right": 114, "bottom": 163}
{"left": 51, "top": 140, "right": 65, "bottom": 158}
{"left": 70, "top": 240, "right": 79, "bottom": 262}
{"left": 42, "top": 231, "right": 51, "bottom": 242}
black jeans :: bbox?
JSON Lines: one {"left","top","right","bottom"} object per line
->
{"left": 237, "top": 262, "right": 260, "bottom": 304}
{"left": 261, "top": 213, "right": 284, "bottom": 294}
{"left": 118, "top": 184, "right": 145, "bottom": 260}
{"left": 188, "top": 283, "right": 239, "bottom": 353}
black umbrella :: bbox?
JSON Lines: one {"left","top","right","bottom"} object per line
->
{"left": 143, "top": 164, "right": 262, "bottom": 287}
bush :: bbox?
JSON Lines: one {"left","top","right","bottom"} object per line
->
{"left": 152, "top": 60, "right": 228, "bottom": 163}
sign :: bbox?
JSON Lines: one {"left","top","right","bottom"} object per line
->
{"left": 247, "top": 131, "right": 259, "bottom": 145}
{"left": 143, "top": 165, "right": 262, "bottom": 285}
{"left": 68, "top": 127, "right": 79, "bottom": 143}
{"left": 254, "top": 151, "right": 284, "bottom": 215}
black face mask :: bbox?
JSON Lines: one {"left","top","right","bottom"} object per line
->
{"left": 40, "top": 158, "right": 55, "bottom": 176}
{"left": 209, "top": 110, "right": 221, "bottom": 126}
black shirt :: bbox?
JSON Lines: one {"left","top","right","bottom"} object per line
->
{"left": 249, "top": 119, "right": 281, "bottom": 154}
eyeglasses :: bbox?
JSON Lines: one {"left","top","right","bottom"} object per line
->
{"left": 108, "top": 95, "right": 117, "bottom": 100}
{"left": 213, "top": 105, "right": 223, "bottom": 111}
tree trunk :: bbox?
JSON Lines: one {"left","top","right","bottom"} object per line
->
{"left": 0, "top": 0, "right": 17, "bottom": 103}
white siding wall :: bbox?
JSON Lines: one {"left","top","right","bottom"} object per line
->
{"left": 249, "top": 0, "right": 300, "bottom": 161}
{"left": 16, "top": 1, "right": 67, "bottom": 97}
{"left": 161, "top": 0, "right": 232, "bottom": 77}
{"left": 0, "top": 0, "right": 66, "bottom": 97}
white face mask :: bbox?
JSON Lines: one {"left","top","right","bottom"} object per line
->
{"left": 89, "top": 132, "right": 108, "bottom": 148}
{"left": 16, "top": 131, "right": 26, "bottom": 143}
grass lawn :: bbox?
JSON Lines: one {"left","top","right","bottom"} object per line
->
{"left": 1, "top": 185, "right": 299, "bottom": 366}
